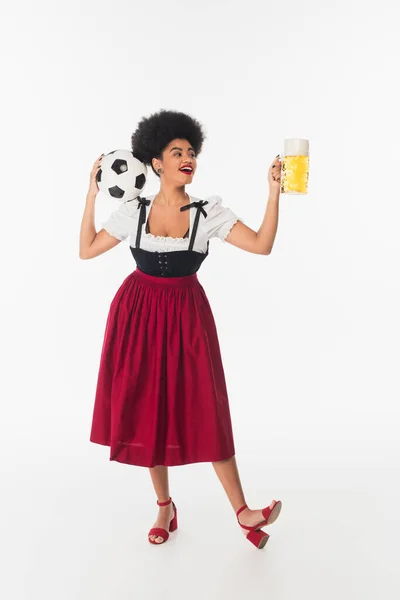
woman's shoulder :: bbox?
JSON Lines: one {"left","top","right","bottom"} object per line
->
{"left": 122, "top": 195, "right": 149, "bottom": 212}
{"left": 108, "top": 198, "right": 137, "bottom": 217}
{"left": 197, "top": 193, "right": 244, "bottom": 241}
{"left": 202, "top": 193, "right": 223, "bottom": 205}
{"left": 187, "top": 193, "right": 223, "bottom": 210}
{"left": 110, "top": 193, "right": 155, "bottom": 218}
{"left": 100, "top": 196, "right": 145, "bottom": 241}
{"left": 191, "top": 193, "right": 240, "bottom": 221}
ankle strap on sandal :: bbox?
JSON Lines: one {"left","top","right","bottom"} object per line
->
{"left": 236, "top": 504, "right": 248, "bottom": 517}
{"left": 157, "top": 497, "right": 172, "bottom": 506}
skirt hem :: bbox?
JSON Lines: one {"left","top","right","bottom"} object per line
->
{"left": 90, "top": 438, "right": 235, "bottom": 468}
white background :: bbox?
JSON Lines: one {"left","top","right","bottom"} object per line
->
{"left": 1, "top": 0, "right": 399, "bottom": 598}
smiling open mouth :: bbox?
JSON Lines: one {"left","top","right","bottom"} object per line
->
{"left": 179, "top": 167, "right": 193, "bottom": 174}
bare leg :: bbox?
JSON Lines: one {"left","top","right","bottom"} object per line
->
{"left": 148, "top": 465, "right": 175, "bottom": 543}
{"left": 212, "top": 455, "right": 277, "bottom": 534}
{"left": 211, "top": 455, "right": 246, "bottom": 513}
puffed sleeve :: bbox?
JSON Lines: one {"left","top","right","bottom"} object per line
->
{"left": 203, "top": 195, "right": 244, "bottom": 242}
{"left": 100, "top": 199, "right": 138, "bottom": 242}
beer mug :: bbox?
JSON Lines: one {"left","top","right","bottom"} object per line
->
{"left": 280, "top": 139, "right": 310, "bottom": 194}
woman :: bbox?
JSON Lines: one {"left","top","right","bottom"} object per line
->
{"left": 79, "top": 109, "right": 282, "bottom": 549}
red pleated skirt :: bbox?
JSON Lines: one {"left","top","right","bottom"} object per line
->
{"left": 90, "top": 267, "right": 236, "bottom": 467}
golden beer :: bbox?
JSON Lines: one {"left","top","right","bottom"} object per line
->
{"left": 280, "top": 139, "right": 309, "bottom": 195}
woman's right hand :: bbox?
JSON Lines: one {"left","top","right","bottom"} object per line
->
{"left": 88, "top": 153, "right": 105, "bottom": 196}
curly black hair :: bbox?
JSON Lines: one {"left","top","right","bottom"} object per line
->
{"left": 131, "top": 109, "right": 206, "bottom": 178}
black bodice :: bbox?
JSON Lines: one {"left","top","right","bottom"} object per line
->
{"left": 129, "top": 196, "right": 210, "bottom": 277}
{"left": 130, "top": 247, "right": 208, "bottom": 277}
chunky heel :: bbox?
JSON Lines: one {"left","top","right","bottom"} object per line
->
{"left": 247, "top": 528, "right": 270, "bottom": 549}
{"left": 148, "top": 497, "right": 178, "bottom": 545}
{"left": 169, "top": 503, "right": 178, "bottom": 532}
{"left": 236, "top": 499, "right": 282, "bottom": 549}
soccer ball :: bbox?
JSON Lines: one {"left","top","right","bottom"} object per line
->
{"left": 96, "top": 149, "right": 147, "bottom": 201}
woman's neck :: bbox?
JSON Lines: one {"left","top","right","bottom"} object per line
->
{"left": 155, "top": 185, "right": 189, "bottom": 207}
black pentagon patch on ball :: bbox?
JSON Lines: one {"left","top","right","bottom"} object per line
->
{"left": 111, "top": 159, "right": 128, "bottom": 175}
{"left": 108, "top": 186, "right": 125, "bottom": 199}
{"left": 135, "top": 173, "right": 146, "bottom": 189}
{"left": 96, "top": 168, "right": 102, "bottom": 182}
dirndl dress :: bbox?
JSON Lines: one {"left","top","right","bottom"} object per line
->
{"left": 89, "top": 193, "right": 244, "bottom": 468}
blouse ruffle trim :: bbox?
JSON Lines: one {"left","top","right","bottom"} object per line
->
{"left": 219, "top": 217, "right": 243, "bottom": 243}
{"left": 142, "top": 231, "right": 188, "bottom": 244}
{"left": 140, "top": 233, "right": 191, "bottom": 253}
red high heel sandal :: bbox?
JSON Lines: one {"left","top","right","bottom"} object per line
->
{"left": 148, "top": 497, "right": 178, "bottom": 545}
{"left": 236, "top": 499, "right": 282, "bottom": 549}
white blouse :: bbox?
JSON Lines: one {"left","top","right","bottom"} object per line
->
{"left": 101, "top": 193, "right": 243, "bottom": 254}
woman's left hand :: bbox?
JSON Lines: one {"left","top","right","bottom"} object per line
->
{"left": 268, "top": 155, "right": 282, "bottom": 193}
